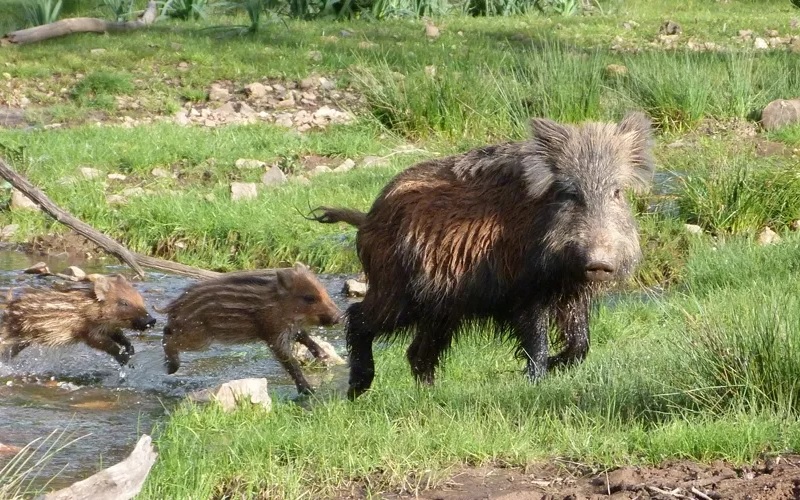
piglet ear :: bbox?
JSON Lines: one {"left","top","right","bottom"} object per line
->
{"left": 276, "top": 268, "right": 294, "bottom": 294}
{"left": 293, "top": 261, "right": 309, "bottom": 272}
{"left": 87, "top": 274, "right": 110, "bottom": 302}
{"left": 617, "top": 111, "right": 656, "bottom": 192}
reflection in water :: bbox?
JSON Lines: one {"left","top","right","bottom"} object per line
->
{"left": 0, "top": 248, "right": 352, "bottom": 491}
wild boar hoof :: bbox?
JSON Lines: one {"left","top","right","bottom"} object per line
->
{"left": 116, "top": 352, "right": 131, "bottom": 366}
{"left": 165, "top": 360, "right": 180, "bottom": 375}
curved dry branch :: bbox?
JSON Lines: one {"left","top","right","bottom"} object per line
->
{"left": 2, "top": 1, "right": 158, "bottom": 45}
{"left": 0, "top": 156, "right": 222, "bottom": 280}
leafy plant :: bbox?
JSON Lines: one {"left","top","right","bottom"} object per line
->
{"left": 212, "top": 0, "right": 285, "bottom": 34}
{"left": 24, "top": 0, "right": 63, "bottom": 26}
{"left": 99, "top": 0, "right": 135, "bottom": 21}
{"left": 160, "top": 0, "right": 210, "bottom": 20}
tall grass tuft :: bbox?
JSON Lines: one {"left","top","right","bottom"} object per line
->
{"left": 24, "top": 0, "right": 63, "bottom": 26}
{"left": 676, "top": 162, "right": 800, "bottom": 235}
{"left": 0, "top": 429, "right": 89, "bottom": 499}
{"left": 351, "top": 60, "right": 524, "bottom": 141}
{"left": 617, "top": 52, "right": 716, "bottom": 130}
{"left": 507, "top": 39, "right": 605, "bottom": 123}
{"left": 675, "top": 285, "right": 800, "bottom": 415}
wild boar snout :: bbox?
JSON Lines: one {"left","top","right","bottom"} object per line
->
{"left": 585, "top": 260, "right": 615, "bottom": 281}
{"left": 132, "top": 314, "right": 157, "bottom": 331}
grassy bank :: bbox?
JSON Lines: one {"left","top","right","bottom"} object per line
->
{"left": 140, "top": 235, "right": 800, "bottom": 498}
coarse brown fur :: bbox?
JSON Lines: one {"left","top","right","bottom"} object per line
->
{"left": 310, "top": 112, "right": 655, "bottom": 399}
{"left": 0, "top": 274, "right": 156, "bottom": 366}
{"left": 161, "top": 263, "right": 343, "bottom": 395}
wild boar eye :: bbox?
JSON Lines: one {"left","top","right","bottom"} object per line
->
{"left": 613, "top": 188, "right": 621, "bottom": 200}
{"left": 302, "top": 295, "right": 318, "bottom": 304}
{"left": 117, "top": 299, "right": 130, "bottom": 307}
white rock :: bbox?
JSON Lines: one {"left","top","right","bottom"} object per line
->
{"left": 261, "top": 165, "right": 287, "bottom": 186}
{"left": 244, "top": 82, "right": 267, "bottom": 98}
{"left": 333, "top": 158, "right": 355, "bottom": 173}
{"left": 754, "top": 37, "right": 769, "bottom": 49}
{"left": 208, "top": 84, "right": 230, "bottom": 102}
{"left": 23, "top": 262, "right": 50, "bottom": 275}
{"left": 151, "top": 168, "right": 172, "bottom": 178}
{"left": 684, "top": 224, "right": 703, "bottom": 235}
{"left": 90, "top": 48, "right": 106, "bottom": 55}
{"left": 107, "top": 173, "right": 127, "bottom": 181}
{"left": 292, "top": 336, "right": 346, "bottom": 367}
{"left": 106, "top": 195, "right": 127, "bottom": 205}
{"left": 235, "top": 158, "right": 266, "bottom": 169}
{"left": 310, "top": 165, "right": 332, "bottom": 176}
{"left": 122, "top": 187, "right": 145, "bottom": 198}
{"left": 80, "top": 167, "right": 101, "bottom": 179}
{"left": 318, "top": 77, "right": 335, "bottom": 90}
{"left": 230, "top": 182, "right": 258, "bottom": 201}
{"left": 0, "top": 224, "right": 19, "bottom": 239}
{"left": 360, "top": 156, "right": 389, "bottom": 168}
{"left": 62, "top": 266, "right": 86, "bottom": 280}
{"left": 188, "top": 378, "right": 272, "bottom": 412}
{"left": 10, "top": 190, "right": 39, "bottom": 211}
{"left": 344, "top": 279, "right": 368, "bottom": 297}
{"left": 758, "top": 227, "right": 780, "bottom": 245}
{"left": 275, "top": 115, "right": 294, "bottom": 128}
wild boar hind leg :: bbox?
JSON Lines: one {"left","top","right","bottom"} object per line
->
{"left": 405, "top": 316, "right": 458, "bottom": 387}
{"left": 0, "top": 339, "right": 31, "bottom": 361}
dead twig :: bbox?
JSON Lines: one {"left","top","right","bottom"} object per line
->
{"left": 0, "top": 157, "right": 221, "bottom": 280}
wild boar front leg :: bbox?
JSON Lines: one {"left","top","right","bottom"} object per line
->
{"left": 548, "top": 294, "right": 590, "bottom": 370}
{"left": 512, "top": 305, "right": 550, "bottom": 381}
{"left": 294, "top": 330, "right": 329, "bottom": 363}
{"left": 266, "top": 332, "right": 314, "bottom": 395}
{"left": 109, "top": 330, "right": 135, "bottom": 357}
{"left": 85, "top": 334, "right": 131, "bottom": 366}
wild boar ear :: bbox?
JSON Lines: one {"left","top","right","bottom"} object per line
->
{"left": 276, "top": 269, "right": 294, "bottom": 294}
{"left": 87, "top": 274, "right": 110, "bottom": 302}
{"left": 617, "top": 111, "right": 656, "bottom": 192}
{"left": 113, "top": 274, "right": 129, "bottom": 284}
{"left": 293, "top": 262, "right": 309, "bottom": 272}
{"left": 523, "top": 117, "right": 569, "bottom": 198}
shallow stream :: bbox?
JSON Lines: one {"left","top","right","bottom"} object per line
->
{"left": 0, "top": 249, "right": 352, "bottom": 491}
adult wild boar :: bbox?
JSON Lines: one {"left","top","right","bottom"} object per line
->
{"left": 161, "top": 263, "right": 343, "bottom": 395}
{"left": 310, "top": 112, "right": 655, "bottom": 399}
{"left": 0, "top": 274, "right": 156, "bottom": 366}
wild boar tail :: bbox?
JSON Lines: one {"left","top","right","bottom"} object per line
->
{"left": 305, "top": 207, "right": 367, "bottom": 228}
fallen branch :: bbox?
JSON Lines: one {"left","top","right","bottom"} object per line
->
{"left": 0, "top": 157, "right": 221, "bottom": 280}
{"left": 42, "top": 434, "right": 157, "bottom": 500}
{"left": 2, "top": 1, "right": 158, "bottom": 46}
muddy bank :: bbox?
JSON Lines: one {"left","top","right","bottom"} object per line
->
{"left": 345, "top": 455, "right": 800, "bottom": 499}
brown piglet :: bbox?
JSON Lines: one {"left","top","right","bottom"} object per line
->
{"left": 161, "top": 263, "right": 343, "bottom": 395}
{"left": 0, "top": 274, "right": 156, "bottom": 366}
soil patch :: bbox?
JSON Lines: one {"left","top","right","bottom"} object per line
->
{"left": 341, "top": 455, "right": 800, "bottom": 500}
{"left": 25, "top": 231, "right": 106, "bottom": 260}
